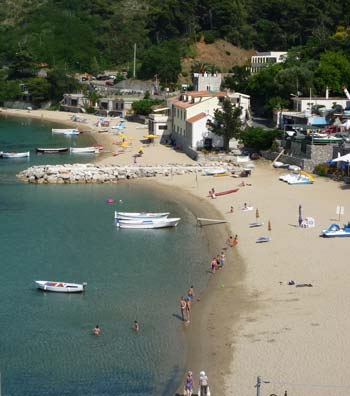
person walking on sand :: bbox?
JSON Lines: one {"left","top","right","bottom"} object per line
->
{"left": 233, "top": 234, "right": 238, "bottom": 246}
{"left": 211, "top": 257, "right": 217, "bottom": 273}
{"left": 220, "top": 251, "right": 225, "bottom": 267}
{"left": 180, "top": 296, "right": 187, "bottom": 321}
{"left": 226, "top": 236, "right": 233, "bottom": 248}
{"left": 199, "top": 371, "right": 209, "bottom": 396}
{"left": 230, "top": 206, "right": 234, "bottom": 213}
{"left": 185, "top": 298, "right": 191, "bottom": 323}
{"left": 184, "top": 371, "right": 193, "bottom": 396}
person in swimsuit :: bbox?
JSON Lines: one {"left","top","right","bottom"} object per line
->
{"left": 220, "top": 252, "right": 225, "bottom": 267}
{"left": 185, "top": 298, "right": 191, "bottom": 323}
{"left": 93, "top": 325, "right": 101, "bottom": 336}
{"left": 133, "top": 320, "right": 139, "bottom": 332}
{"left": 184, "top": 371, "right": 193, "bottom": 396}
{"left": 211, "top": 257, "right": 217, "bottom": 273}
{"left": 180, "top": 296, "right": 187, "bottom": 321}
{"left": 187, "top": 286, "right": 194, "bottom": 300}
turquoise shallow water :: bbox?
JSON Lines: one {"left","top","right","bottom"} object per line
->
{"left": 0, "top": 117, "right": 211, "bottom": 396}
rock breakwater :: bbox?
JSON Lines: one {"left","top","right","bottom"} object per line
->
{"left": 16, "top": 163, "right": 237, "bottom": 184}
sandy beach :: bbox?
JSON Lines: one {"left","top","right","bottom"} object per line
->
{"left": 4, "top": 108, "right": 350, "bottom": 396}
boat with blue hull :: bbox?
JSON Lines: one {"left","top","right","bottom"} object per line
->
{"left": 320, "top": 223, "right": 350, "bottom": 238}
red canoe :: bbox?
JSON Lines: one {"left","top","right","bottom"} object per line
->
{"left": 207, "top": 188, "right": 239, "bottom": 197}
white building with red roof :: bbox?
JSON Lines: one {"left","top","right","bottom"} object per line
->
{"left": 148, "top": 89, "right": 250, "bottom": 156}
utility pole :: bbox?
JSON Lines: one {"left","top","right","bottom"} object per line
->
{"left": 133, "top": 43, "right": 137, "bottom": 78}
{"left": 255, "top": 376, "right": 270, "bottom": 396}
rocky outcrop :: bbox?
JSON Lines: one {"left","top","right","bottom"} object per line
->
{"left": 16, "top": 163, "right": 241, "bottom": 184}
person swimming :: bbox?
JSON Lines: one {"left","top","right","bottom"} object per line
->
{"left": 133, "top": 320, "right": 139, "bottom": 332}
{"left": 93, "top": 325, "right": 101, "bottom": 336}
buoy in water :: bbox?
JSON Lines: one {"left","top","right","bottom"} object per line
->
{"left": 106, "top": 198, "right": 115, "bottom": 204}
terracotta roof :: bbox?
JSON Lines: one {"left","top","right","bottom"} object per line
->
{"left": 173, "top": 101, "right": 194, "bottom": 109}
{"left": 188, "top": 91, "right": 227, "bottom": 98}
{"left": 186, "top": 112, "right": 207, "bottom": 124}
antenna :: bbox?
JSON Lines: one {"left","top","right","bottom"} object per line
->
{"left": 133, "top": 43, "right": 137, "bottom": 78}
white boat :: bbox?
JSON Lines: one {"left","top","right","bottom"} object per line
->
{"left": 35, "top": 280, "right": 87, "bottom": 293}
{"left": 236, "top": 155, "right": 250, "bottom": 163}
{"left": 201, "top": 167, "right": 227, "bottom": 176}
{"left": 115, "top": 211, "right": 170, "bottom": 220}
{"left": 273, "top": 161, "right": 289, "bottom": 168}
{"left": 320, "top": 223, "right": 350, "bottom": 238}
{"left": 2, "top": 151, "right": 30, "bottom": 158}
{"left": 279, "top": 173, "right": 313, "bottom": 185}
{"left": 116, "top": 217, "right": 181, "bottom": 229}
{"left": 70, "top": 146, "right": 100, "bottom": 154}
{"left": 52, "top": 128, "right": 80, "bottom": 135}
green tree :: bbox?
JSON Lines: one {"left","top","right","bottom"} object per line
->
{"left": 132, "top": 98, "right": 164, "bottom": 116}
{"left": 138, "top": 41, "right": 181, "bottom": 84}
{"left": 207, "top": 98, "right": 242, "bottom": 151}
{"left": 26, "top": 78, "right": 51, "bottom": 105}
{"left": 47, "top": 68, "right": 81, "bottom": 102}
{"left": 239, "top": 127, "right": 282, "bottom": 151}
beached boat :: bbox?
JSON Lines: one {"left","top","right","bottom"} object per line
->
{"left": 116, "top": 217, "right": 180, "bottom": 229}
{"left": 35, "top": 280, "right": 87, "bottom": 293}
{"left": 320, "top": 223, "right": 350, "bottom": 238}
{"left": 236, "top": 155, "right": 250, "bottom": 163}
{"left": 213, "top": 173, "right": 231, "bottom": 177}
{"left": 70, "top": 147, "right": 100, "bottom": 154}
{"left": 52, "top": 128, "right": 80, "bottom": 135}
{"left": 2, "top": 151, "right": 30, "bottom": 158}
{"left": 208, "top": 188, "right": 239, "bottom": 197}
{"left": 279, "top": 173, "right": 313, "bottom": 185}
{"left": 249, "top": 222, "right": 264, "bottom": 227}
{"left": 36, "top": 147, "right": 68, "bottom": 154}
{"left": 256, "top": 237, "right": 271, "bottom": 243}
{"left": 273, "top": 161, "right": 289, "bottom": 168}
{"left": 115, "top": 211, "right": 170, "bottom": 220}
{"left": 202, "top": 168, "right": 227, "bottom": 176}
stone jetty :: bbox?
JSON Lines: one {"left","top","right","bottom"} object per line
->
{"left": 16, "top": 163, "right": 239, "bottom": 184}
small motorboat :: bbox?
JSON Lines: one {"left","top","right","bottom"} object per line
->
{"left": 320, "top": 223, "right": 350, "bottom": 238}
{"left": 202, "top": 168, "right": 227, "bottom": 176}
{"left": 36, "top": 147, "right": 68, "bottom": 154}
{"left": 256, "top": 237, "right": 271, "bottom": 243}
{"left": 70, "top": 147, "right": 100, "bottom": 154}
{"left": 2, "top": 151, "right": 30, "bottom": 158}
{"left": 52, "top": 128, "right": 80, "bottom": 135}
{"left": 35, "top": 280, "right": 87, "bottom": 293}
{"left": 115, "top": 211, "right": 170, "bottom": 220}
{"left": 273, "top": 161, "right": 289, "bottom": 168}
{"left": 116, "top": 217, "right": 180, "bottom": 229}
{"left": 249, "top": 222, "right": 264, "bottom": 228}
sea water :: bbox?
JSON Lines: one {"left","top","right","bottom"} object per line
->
{"left": 0, "top": 117, "right": 211, "bottom": 396}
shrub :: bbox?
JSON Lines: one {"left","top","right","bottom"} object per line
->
{"left": 314, "top": 163, "right": 331, "bottom": 176}
{"left": 240, "top": 127, "right": 282, "bottom": 152}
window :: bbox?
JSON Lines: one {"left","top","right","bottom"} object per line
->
{"left": 159, "top": 125, "right": 167, "bottom": 130}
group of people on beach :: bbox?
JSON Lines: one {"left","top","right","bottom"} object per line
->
{"left": 180, "top": 285, "right": 195, "bottom": 323}
{"left": 184, "top": 370, "right": 210, "bottom": 396}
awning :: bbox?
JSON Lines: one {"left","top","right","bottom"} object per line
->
{"left": 332, "top": 153, "right": 350, "bottom": 162}
{"left": 153, "top": 107, "right": 169, "bottom": 112}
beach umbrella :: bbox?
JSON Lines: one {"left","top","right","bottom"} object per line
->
{"left": 298, "top": 205, "right": 303, "bottom": 227}
{"left": 268, "top": 220, "right": 271, "bottom": 231}
{"left": 255, "top": 208, "right": 260, "bottom": 220}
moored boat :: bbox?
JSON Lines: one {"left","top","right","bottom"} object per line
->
{"left": 2, "top": 151, "right": 30, "bottom": 158}
{"left": 202, "top": 168, "right": 227, "bottom": 176}
{"left": 115, "top": 211, "right": 170, "bottom": 220}
{"left": 116, "top": 217, "right": 180, "bottom": 229}
{"left": 52, "top": 128, "right": 80, "bottom": 135}
{"left": 70, "top": 146, "right": 100, "bottom": 154}
{"left": 320, "top": 223, "right": 350, "bottom": 238}
{"left": 35, "top": 280, "right": 87, "bottom": 293}
{"left": 36, "top": 147, "right": 68, "bottom": 154}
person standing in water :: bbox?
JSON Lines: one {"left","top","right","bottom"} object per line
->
{"left": 93, "top": 325, "right": 101, "bottom": 336}
{"left": 180, "top": 296, "right": 187, "bottom": 321}
{"left": 133, "top": 320, "right": 139, "bottom": 332}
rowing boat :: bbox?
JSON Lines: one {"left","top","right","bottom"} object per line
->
{"left": 2, "top": 151, "right": 30, "bottom": 158}
{"left": 207, "top": 188, "right": 239, "bottom": 197}
{"left": 116, "top": 217, "right": 180, "bottom": 229}
{"left": 115, "top": 211, "right": 170, "bottom": 220}
{"left": 36, "top": 147, "right": 68, "bottom": 154}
